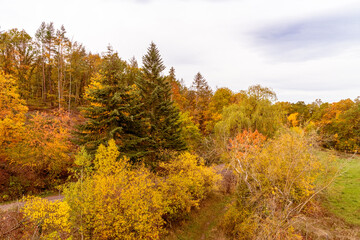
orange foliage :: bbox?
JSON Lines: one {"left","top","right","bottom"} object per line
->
{"left": 319, "top": 99, "right": 354, "bottom": 126}
{"left": 229, "top": 130, "right": 266, "bottom": 161}
{"left": 8, "top": 110, "right": 73, "bottom": 180}
{"left": 287, "top": 112, "right": 299, "bottom": 127}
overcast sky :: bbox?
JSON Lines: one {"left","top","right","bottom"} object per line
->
{"left": 1, "top": 0, "right": 360, "bottom": 103}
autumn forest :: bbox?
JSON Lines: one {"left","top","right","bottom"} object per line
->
{"left": 0, "top": 23, "right": 359, "bottom": 239}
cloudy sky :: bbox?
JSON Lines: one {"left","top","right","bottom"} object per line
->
{"left": 1, "top": 0, "right": 360, "bottom": 103}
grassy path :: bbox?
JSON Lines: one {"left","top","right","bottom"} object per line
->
{"left": 165, "top": 192, "right": 233, "bottom": 240}
{"left": 324, "top": 154, "right": 360, "bottom": 225}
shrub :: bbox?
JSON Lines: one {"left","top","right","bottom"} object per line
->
{"left": 222, "top": 129, "right": 335, "bottom": 239}
{"left": 62, "top": 141, "right": 220, "bottom": 239}
{"left": 21, "top": 196, "right": 71, "bottom": 239}
{"left": 64, "top": 140, "right": 164, "bottom": 239}
{"left": 159, "top": 152, "right": 221, "bottom": 222}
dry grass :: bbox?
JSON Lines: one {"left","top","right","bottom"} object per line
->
{"left": 293, "top": 202, "right": 360, "bottom": 240}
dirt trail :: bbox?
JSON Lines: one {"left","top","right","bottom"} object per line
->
{"left": 0, "top": 195, "right": 64, "bottom": 212}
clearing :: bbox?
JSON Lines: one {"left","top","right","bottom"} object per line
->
{"left": 323, "top": 153, "right": 360, "bottom": 225}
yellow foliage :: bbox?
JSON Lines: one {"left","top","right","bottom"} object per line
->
{"left": 224, "top": 129, "right": 330, "bottom": 239}
{"left": 304, "top": 120, "right": 316, "bottom": 132}
{"left": 84, "top": 73, "right": 104, "bottom": 102}
{"left": 178, "top": 111, "right": 202, "bottom": 151}
{"left": 0, "top": 71, "right": 28, "bottom": 147}
{"left": 21, "top": 196, "right": 70, "bottom": 239}
{"left": 287, "top": 112, "right": 299, "bottom": 127}
{"left": 64, "top": 142, "right": 221, "bottom": 239}
{"left": 94, "top": 139, "right": 124, "bottom": 174}
{"left": 73, "top": 146, "right": 93, "bottom": 175}
{"left": 65, "top": 140, "right": 165, "bottom": 239}
{"left": 159, "top": 152, "right": 221, "bottom": 222}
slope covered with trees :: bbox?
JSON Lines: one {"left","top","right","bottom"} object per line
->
{"left": 1, "top": 22, "right": 359, "bottom": 239}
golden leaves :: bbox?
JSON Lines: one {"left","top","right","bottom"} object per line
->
{"left": 21, "top": 196, "right": 71, "bottom": 239}
{"left": 224, "top": 129, "right": 328, "bottom": 239}
{"left": 0, "top": 71, "right": 28, "bottom": 146}
{"left": 64, "top": 142, "right": 220, "bottom": 239}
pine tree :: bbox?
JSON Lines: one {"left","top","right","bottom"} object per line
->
{"left": 76, "top": 47, "right": 148, "bottom": 160}
{"left": 137, "top": 42, "right": 186, "bottom": 163}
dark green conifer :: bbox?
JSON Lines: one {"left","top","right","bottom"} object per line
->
{"left": 76, "top": 47, "right": 148, "bottom": 161}
{"left": 137, "top": 42, "right": 186, "bottom": 163}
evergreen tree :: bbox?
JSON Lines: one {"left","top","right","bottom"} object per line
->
{"left": 137, "top": 42, "right": 186, "bottom": 163}
{"left": 76, "top": 47, "right": 148, "bottom": 160}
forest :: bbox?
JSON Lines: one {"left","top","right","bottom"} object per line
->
{"left": 0, "top": 23, "right": 359, "bottom": 239}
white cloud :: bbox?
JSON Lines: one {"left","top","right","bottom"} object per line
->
{"left": 1, "top": 0, "right": 360, "bottom": 103}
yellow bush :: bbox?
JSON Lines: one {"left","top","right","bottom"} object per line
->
{"left": 64, "top": 140, "right": 165, "bottom": 239}
{"left": 21, "top": 196, "right": 70, "bottom": 239}
{"left": 64, "top": 142, "right": 221, "bottom": 239}
{"left": 223, "top": 129, "right": 331, "bottom": 239}
{"left": 159, "top": 152, "right": 221, "bottom": 222}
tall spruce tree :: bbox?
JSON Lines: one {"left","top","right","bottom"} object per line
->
{"left": 137, "top": 42, "right": 186, "bottom": 162}
{"left": 77, "top": 47, "right": 148, "bottom": 160}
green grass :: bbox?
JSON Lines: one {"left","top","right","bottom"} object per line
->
{"left": 165, "top": 192, "right": 233, "bottom": 240}
{"left": 323, "top": 153, "right": 360, "bottom": 225}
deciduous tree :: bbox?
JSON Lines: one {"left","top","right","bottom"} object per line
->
{"left": 0, "top": 72, "right": 28, "bottom": 148}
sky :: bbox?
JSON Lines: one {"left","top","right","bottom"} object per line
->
{"left": 1, "top": 0, "right": 360, "bottom": 103}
